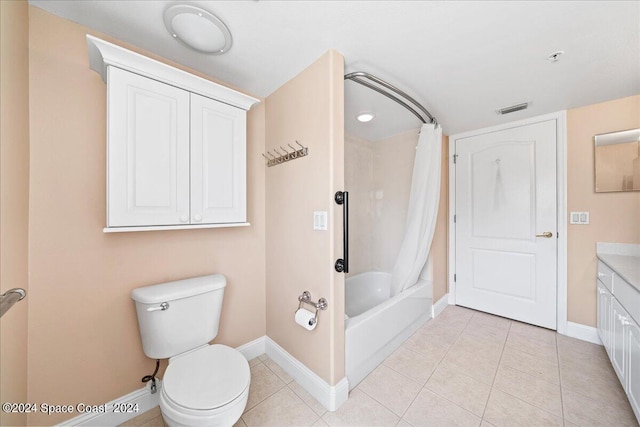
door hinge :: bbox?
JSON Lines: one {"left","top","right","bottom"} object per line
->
{"left": 454, "top": 214, "right": 456, "bottom": 223}
{"left": 453, "top": 154, "right": 458, "bottom": 164}
{"left": 454, "top": 274, "right": 457, "bottom": 282}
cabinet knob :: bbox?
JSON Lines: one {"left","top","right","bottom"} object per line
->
{"left": 180, "top": 215, "right": 188, "bottom": 223}
{"left": 194, "top": 214, "right": 203, "bottom": 222}
{"left": 598, "top": 272, "right": 606, "bottom": 278}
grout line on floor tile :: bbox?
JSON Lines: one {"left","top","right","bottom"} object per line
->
{"left": 360, "top": 311, "right": 476, "bottom": 421}
{"left": 491, "top": 386, "right": 567, "bottom": 421}
{"left": 284, "top": 381, "right": 326, "bottom": 418}
{"left": 381, "top": 344, "right": 448, "bottom": 386}
{"left": 355, "top": 381, "right": 412, "bottom": 418}
{"left": 393, "top": 311, "right": 481, "bottom": 421}
{"left": 479, "top": 319, "right": 510, "bottom": 421}
{"left": 556, "top": 333, "right": 567, "bottom": 427}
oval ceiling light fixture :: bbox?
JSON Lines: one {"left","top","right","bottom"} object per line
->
{"left": 356, "top": 112, "right": 375, "bottom": 123}
{"left": 164, "top": 4, "right": 232, "bottom": 54}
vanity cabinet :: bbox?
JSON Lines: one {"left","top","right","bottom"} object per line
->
{"left": 87, "top": 35, "right": 258, "bottom": 232}
{"left": 596, "top": 257, "right": 640, "bottom": 423}
{"left": 597, "top": 281, "right": 612, "bottom": 354}
{"left": 611, "top": 297, "right": 629, "bottom": 383}
{"left": 628, "top": 320, "right": 640, "bottom": 418}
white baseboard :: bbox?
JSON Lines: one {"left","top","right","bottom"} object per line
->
{"left": 563, "top": 321, "right": 602, "bottom": 345}
{"left": 58, "top": 336, "right": 268, "bottom": 426}
{"left": 432, "top": 293, "right": 449, "bottom": 318}
{"left": 57, "top": 380, "right": 161, "bottom": 426}
{"left": 448, "top": 292, "right": 456, "bottom": 305}
{"left": 265, "top": 336, "right": 348, "bottom": 412}
{"left": 236, "top": 335, "right": 266, "bottom": 360}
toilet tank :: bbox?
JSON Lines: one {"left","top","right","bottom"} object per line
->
{"left": 131, "top": 274, "right": 226, "bottom": 359}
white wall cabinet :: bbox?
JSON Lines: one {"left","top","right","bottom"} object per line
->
{"left": 87, "top": 35, "right": 259, "bottom": 232}
{"left": 190, "top": 93, "right": 246, "bottom": 224}
{"left": 596, "top": 259, "right": 640, "bottom": 423}
{"left": 108, "top": 67, "right": 191, "bottom": 227}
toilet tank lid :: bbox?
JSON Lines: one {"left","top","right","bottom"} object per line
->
{"left": 131, "top": 274, "right": 226, "bottom": 304}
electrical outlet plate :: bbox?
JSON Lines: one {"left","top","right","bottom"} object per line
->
{"left": 570, "top": 211, "right": 589, "bottom": 225}
{"left": 313, "top": 211, "right": 328, "bottom": 230}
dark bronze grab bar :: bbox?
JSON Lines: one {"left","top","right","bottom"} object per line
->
{"left": 335, "top": 191, "right": 349, "bottom": 273}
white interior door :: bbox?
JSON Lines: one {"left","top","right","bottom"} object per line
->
{"left": 454, "top": 120, "right": 557, "bottom": 329}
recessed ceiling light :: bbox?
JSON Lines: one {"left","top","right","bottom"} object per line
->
{"left": 164, "top": 5, "right": 232, "bottom": 54}
{"left": 356, "top": 112, "right": 375, "bottom": 122}
{"left": 547, "top": 51, "right": 565, "bottom": 63}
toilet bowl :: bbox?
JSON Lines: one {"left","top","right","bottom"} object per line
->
{"left": 159, "top": 345, "right": 250, "bottom": 427}
{"left": 131, "top": 274, "right": 250, "bottom": 427}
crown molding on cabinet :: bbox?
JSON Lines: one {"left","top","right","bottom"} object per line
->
{"left": 86, "top": 35, "right": 259, "bottom": 111}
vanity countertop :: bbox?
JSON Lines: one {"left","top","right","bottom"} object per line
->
{"left": 596, "top": 243, "right": 640, "bottom": 292}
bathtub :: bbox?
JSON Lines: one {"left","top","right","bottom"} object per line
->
{"left": 345, "top": 271, "right": 432, "bottom": 388}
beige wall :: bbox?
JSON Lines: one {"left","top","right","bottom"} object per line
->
{"left": 567, "top": 95, "right": 640, "bottom": 327}
{"left": 344, "top": 130, "right": 449, "bottom": 301}
{"left": 265, "top": 50, "right": 345, "bottom": 385}
{"left": 27, "top": 7, "right": 266, "bottom": 425}
{"left": 0, "top": 1, "right": 30, "bottom": 426}
{"left": 432, "top": 136, "right": 449, "bottom": 302}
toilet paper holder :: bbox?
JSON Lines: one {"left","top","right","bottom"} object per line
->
{"left": 297, "top": 291, "right": 328, "bottom": 327}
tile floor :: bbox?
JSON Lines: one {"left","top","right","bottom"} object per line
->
{"left": 123, "top": 305, "right": 639, "bottom": 427}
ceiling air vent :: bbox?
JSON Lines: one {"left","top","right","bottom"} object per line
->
{"left": 496, "top": 102, "right": 529, "bottom": 115}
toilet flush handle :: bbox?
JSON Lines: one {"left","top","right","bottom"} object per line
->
{"left": 146, "top": 302, "right": 169, "bottom": 312}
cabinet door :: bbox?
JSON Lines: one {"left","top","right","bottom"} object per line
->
{"left": 190, "top": 93, "right": 246, "bottom": 224}
{"left": 108, "top": 67, "right": 190, "bottom": 227}
{"left": 627, "top": 320, "right": 640, "bottom": 422}
{"left": 611, "top": 298, "right": 629, "bottom": 386}
{"left": 597, "top": 281, "right": 613, "bottom": 355}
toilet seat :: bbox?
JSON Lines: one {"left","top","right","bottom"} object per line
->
{"left": 163, "top": 344, "right": 250, "bottom": 411}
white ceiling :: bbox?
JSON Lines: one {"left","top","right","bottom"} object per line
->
{"left": 30, "top": 0, "right": 640, "bottom": 140}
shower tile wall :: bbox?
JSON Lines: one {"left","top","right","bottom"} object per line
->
{"left": 345, "top": 129, "right": 420, "bottom": 276}
{"left": 345, "top": 134, "right": 375, "bottom": 275}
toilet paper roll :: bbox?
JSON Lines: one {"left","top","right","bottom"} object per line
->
{"left": 294, "top": 308, "right": 317, "bottom": 331}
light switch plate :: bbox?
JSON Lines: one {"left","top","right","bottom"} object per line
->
{"left": 313, "top": 211, "right": 328, "bottom": 230}
{"left": 570, "top": 211, "right": 589, "bottom": 225}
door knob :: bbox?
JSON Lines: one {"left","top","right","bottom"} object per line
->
{"left": 194, "top": 214, "right": 203, "bottom": 222}
{"left": 536, "top": 232, "right": 553, "bottom": 238}
{"left": 180, "top": 215, "right": 188, "bottom": 223}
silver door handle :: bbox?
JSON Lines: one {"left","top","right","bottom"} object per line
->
{"left": 536, "top": 232, "right": 553, "bottom": 238}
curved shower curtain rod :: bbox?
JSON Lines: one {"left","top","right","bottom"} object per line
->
{"left": 344, "top": 71, "right": 437, "bottom": 125}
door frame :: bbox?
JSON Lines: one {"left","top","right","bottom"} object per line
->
{"left": 447, "top": 111, "right": 568, "bottom": 333}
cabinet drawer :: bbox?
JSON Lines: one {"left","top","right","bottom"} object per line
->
{"left": 598, "top": 260, "right": 615, "bottom": 293}
{"left": 615, "top": 275, "right": 640, "bottom": 325}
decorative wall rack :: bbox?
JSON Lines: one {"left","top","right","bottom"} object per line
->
{"left": 262, "top": 140, "right": 309, "bottom": 167}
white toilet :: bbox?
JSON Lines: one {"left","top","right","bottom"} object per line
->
{"left": 132, "top": 274, "right": 250, "bottom": 427}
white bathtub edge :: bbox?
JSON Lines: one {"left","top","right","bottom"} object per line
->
{"left": 431, "top": 293, "right": 450, "bottom": 318}
{"left": 347, "top": 310, "right": 431, "bottom": 389}
{"left": 265, "top": 336, "right": 349, "bottom": 412}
